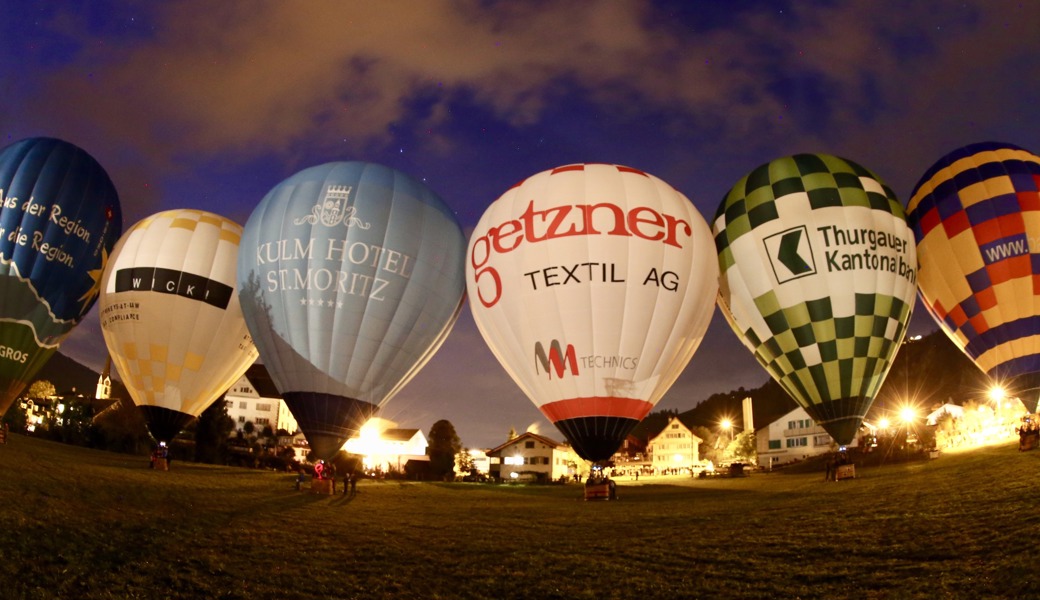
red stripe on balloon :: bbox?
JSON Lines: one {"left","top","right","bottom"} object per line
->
{"left": 540, "top": 397, "right": 655, "bottom": 422}
{"left": 615, "top": 165, "right": 648, "bottom": 177}
{"left": 551, "top": 164, "right": 585, "bottom": 175}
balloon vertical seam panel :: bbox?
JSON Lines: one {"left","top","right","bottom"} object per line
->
{"left": 467, "top": 163, "right": 717, "bottom": 426}
{"left": 0, "top": 137, "right": 121, "bottom": 414}
{"left": 715, "top": 153, "right": 915, "bottom": 443}
{"left": 239, "top": 161, "right": 465, "bottom": 407}
{"left": 909, "top": 142, "right": 1040, "bottom": 381}
{"left": 100, "top": 209, "right": 256, "bottom": 419}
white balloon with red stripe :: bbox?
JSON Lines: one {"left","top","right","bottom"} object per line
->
{"left": 467, "top": 163, "right": 718, "bottom": 462}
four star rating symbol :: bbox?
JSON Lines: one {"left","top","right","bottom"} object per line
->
{"left": 299, "top": 297, "right": 344, "bottom": 308}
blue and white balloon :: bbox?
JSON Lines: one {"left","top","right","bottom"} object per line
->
{"left": 238, "top": 161, "right": 466, "bottom": 459}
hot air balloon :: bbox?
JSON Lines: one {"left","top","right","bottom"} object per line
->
{"left": 98, "top": 209, "right": 258, "bottom": 443}
{"left": 237, "top": 161, "right": 466, "bottom": 460}
{"left": 0, "top": 137, "right": 122, "bottom": 415}
{"left": 907, "top": 142, "right": 1040, "bottom": 412}
{"left": 467, "top": 163, "right": 718, "bottom": 464}
{"left": 714, "top": 154, "right": 917, "bottom": 445}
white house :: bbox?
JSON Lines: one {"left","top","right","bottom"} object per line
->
{"left": 224, "top": 368, "right": 298, "bottom": 435}
{"left": 756, "top": 405, "right": 861, "bottom": 467}
{"left": 343, "top": 418, "right": 429, "bottom": 474}
{"left": 486, "top": 431, "right": 582, "bottom": 482}
{"left": 646, "top": 416, "right": 704, "bottom": 473}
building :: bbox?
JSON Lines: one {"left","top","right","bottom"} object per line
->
{"left": 343, "top": 418, "right": 429, "bottom": 474}
{"left": 486, "top": 431, "right": 581, "bottom": 482}
{"left": 646, "top": 416, "right": 704, "bottom": 473}
{"left": 755, "top": 405, "right": 862, "bottom": 467}
{"left": 224, "top": 367, "right": 298, "bottom": 435}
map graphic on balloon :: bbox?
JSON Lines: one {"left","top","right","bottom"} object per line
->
{"left": 467, "top": 163, "right": 719, "bottom": 463}
{"left": 99, "top": 209, "right": 258, "bottom": 443}
{"left": 238, "top": 161, "right": 467, "bottom": 460}
{"left": 907, "top": 142, "right": 1040, "bottom": 411}
{"left": 0, "top": 137, "right": 122, "bottom": 415}
{"left": 714, "top": 154, "right": 917, "bottom": 445}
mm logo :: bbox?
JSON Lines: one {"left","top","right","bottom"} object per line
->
{"left": 534, "top": 340, "right": 579, "bottom": 379}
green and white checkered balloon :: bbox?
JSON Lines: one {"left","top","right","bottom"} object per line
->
{"left": 713, "top": 154, "right": 918, "bottom": 445}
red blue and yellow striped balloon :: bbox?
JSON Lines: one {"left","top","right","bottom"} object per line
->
{"left": 907, "top": 142, "right": 1040, "bottom": 409}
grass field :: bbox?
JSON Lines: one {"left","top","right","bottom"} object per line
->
{"left": 0, "top": 437, "right": 1037, "bottom": 600}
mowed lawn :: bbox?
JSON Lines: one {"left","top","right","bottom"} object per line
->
{"left": 0, "top": 437, "right": 1037, "bottom": 600}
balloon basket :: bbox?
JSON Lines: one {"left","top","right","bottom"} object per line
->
{"left": 583, "top": 478, "right": 617, "bottom": 501}
{"left": 311, "top": 478, "right": 334, "bottom": 495}
{"left": 835, "top": 464, "right": 855, "bottom": 481}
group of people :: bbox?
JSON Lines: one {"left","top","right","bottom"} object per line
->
{"left": 297, "top": 459, "right": 359, "bottom": 496}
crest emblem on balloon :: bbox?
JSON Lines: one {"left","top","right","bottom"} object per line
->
{"left": 907, "top": 142, "right": 1040, "bottom": 411}
{"left": 714, "top": 154, "right": 917, "bottom": 445}
{"left": 467, "top": 163, "right": 719, "bottom": 463}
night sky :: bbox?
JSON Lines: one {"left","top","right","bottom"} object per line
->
{"left": 3, "top": 1, "right": 1039, "bottom": 448}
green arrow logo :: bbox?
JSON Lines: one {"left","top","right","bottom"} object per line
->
{"left": 777, "top": 229, "right": 811, "bottom": 274}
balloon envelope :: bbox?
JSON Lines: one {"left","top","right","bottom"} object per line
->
{"left": 467, "top": 163, "right": 718, "bottom": 462}
{"left": 99, "top": 209, "right": 258, "bottom": 442}
{"left": 714, "top": 154, "right": 917, "bottom": 445}
{"left": 907, "top": 142, "right": 1040, "bottom": 411}
{"left": 0, "top": 137, "right": 122, "bottom": 414}
{"left": 238, "top": 162, "right": 466, "bottom": 459}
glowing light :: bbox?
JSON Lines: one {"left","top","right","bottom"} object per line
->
{"left": 720, "top": 419, "right": 732, "bottom": 431}
{"left": 988, "top": 386, "right": 1006, "bottom": 403}
{"left": 900, "top": 406, "right": 916, "bottom": 424}
{"left": 672, "top": 454, "right": 683, "bottom": 463}
{"left": 878, "top": 417, "right": 890, "bottom": 430}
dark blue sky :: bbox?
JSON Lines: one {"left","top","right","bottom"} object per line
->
{"left": 3, "top": 1, "right": 1039, "bottom": 447}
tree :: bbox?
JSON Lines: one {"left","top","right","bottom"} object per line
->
{"left": 507, "top": 426, "right": 517, "bottom": 440}
{"left": 726, "top": 431, "right": 757, "bottom": 465}
{"left": 194, "top": 396, "right": 235, "bottom": 464}
{"left": 456, "top": 447, "right": 475, "bottom": 476}
{"left": 427, "top": 419, "right": 461, "bottom": 481}
{"left": 28, "top": 380, "right": 56, "bottom": 399}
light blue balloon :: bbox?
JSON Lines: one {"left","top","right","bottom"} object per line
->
{"left": 238, "top": 162, "right": 466, "bottom": 458}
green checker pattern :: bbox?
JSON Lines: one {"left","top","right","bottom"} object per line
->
{"left": 715, "top": 153, "right": 904, "bottom": 273}
{"left": 738, "top": 291, "right": 911, "bottom": 444}
{"left": 715, "top": 153, "right": 911, "bottom": 445}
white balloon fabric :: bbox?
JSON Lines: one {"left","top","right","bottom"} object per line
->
{"left": 99, "top": 209, "right": 258, "bottom": 443}
{"left": 467, "top": 163, "right": 718, "bottom": 462}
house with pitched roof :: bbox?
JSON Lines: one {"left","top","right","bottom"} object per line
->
{"left": 646, "top": 416, "right": 704, "bottom": 473}
{"left": 486, "top": 431, "right": 583, "bottom": 482}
